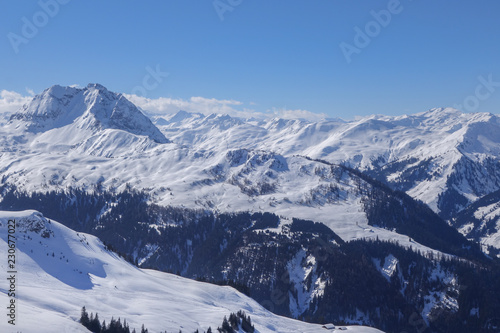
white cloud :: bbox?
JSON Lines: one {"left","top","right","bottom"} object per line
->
{"left": 271, "top": 107, "right": 328, "bottom": 122}
{"left": 123, "top": 94, "right": 267, "bottom": 119}
{"left": 25, "top": 87, "right": 36, "bottom": 96}
{"left": 0, "top": 90, "right": 32, "bottom": 113}
{"left": 123, "top": 93, "right": 327, "bottom": 122}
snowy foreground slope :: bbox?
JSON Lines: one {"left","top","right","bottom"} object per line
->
{"left": 0, "top": 210, "right": 383, "bottom": 333}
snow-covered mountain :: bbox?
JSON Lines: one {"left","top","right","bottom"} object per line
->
{"left": 7, "top": 84, "right": 168, "bottom": 156}
{"left": 0, "top": 210, "right": 383, "bottom": 332}
{"left": 151, "top": 108, "right": 500, "bottom": 248}
{"left": 155, "top": 108, "right": 500, "bottom": 211}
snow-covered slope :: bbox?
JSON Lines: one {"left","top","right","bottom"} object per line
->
{"left": 0, "top": 210, "right": 383, "bottom": 333}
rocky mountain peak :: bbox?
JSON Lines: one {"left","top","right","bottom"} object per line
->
{"left": 10, "top": 84, "right": 169, "bottom": 144}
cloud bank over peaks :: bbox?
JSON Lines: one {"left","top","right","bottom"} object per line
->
{"left": 124, "top": 93, "right": 328, "bottom": 122}
{"left": 270, "top": 107, "right": 329, "bottom": 122}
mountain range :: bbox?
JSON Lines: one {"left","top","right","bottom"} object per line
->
{"left": 150, "top": 106, "right": 500, "bottom": 250}
{"left": 1, "top": 84, "right": 499, "bottom": 332}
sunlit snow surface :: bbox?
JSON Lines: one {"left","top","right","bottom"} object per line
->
{"left": 0, "top": 210, "right": 384, "bottom": 333}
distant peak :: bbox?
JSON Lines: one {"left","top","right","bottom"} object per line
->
{"left": 413, "top": 107, "right": 463, "bottom": 119}
{"left": 86, "top": 83, "right": 108, "bottom": 90}
{"left": 426, "top": 107, "right": 461, "bottom": 114}
{"left": 43, "top": 84, "right": 81, "bottom": 96}
{"left": 215, "top": 114, "right": 232, "bottom": 120}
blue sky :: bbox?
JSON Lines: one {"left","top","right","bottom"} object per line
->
{"left": 1, "top": 0, "right": 500, "bottom": 119}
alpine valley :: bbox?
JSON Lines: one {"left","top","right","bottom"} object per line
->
{"left": 1, "top": 84, "right": 500, "bottom": 333}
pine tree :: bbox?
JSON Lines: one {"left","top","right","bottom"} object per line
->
{"left": 219, "top": 316, "right": 233, "bottom": 333}
{"left": 240, "top": 313, "right": 254, "bottom": 333}
{"left": 108, "top": 316, "right": 118, "bottom": 333}
{"left": 228, "top": 313, "right": 238, "bottom": 330}
{"left": 123, "top": 319, "right": 130, "bottom": 333}
{"left": 80, "top": 306, "right": 90, "bottom": 328}
{"left": 89, "top": 312, "right": 101, "bottom": 332}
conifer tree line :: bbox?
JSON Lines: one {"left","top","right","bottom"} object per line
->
{"left": 80, "top": 307, "right": 255, "bottom": 333}
{"left": 80, "top": 306, "right": 148, "bottom": 333}
{"left": 217, "top": 311, "right": 254, "bottom": 333}
{"left": 80, "top": 306, "right": 240, "bottom": 333}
